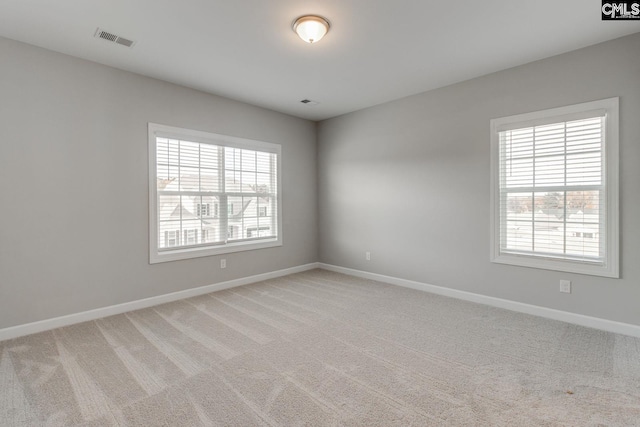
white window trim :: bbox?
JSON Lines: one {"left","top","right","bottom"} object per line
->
{"left": 490, "top": 98, "right": 619, "bottom": 278}
{"left": 149, "top": 123, "right": 283, "bottom": 264}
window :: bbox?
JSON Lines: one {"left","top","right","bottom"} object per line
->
{"left": 490, "top": 98, "right": 619, "bottom": 277}
{"left": 185, "top": 229, "right": 197, "bottom": 245}
{"left": 196, "top": 203, "right": 210, "bottom": 217}
{"left": 165, "top": 230, "right": 179, "bottom": 247}
{"left": 149, "top": 123, "right": 282, "bottom": 263}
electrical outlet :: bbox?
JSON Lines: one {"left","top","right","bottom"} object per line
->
{"left": 365, "top": 251, "right": 371, "bottom": 261}
{"left": 559, "top": 280, "right": 571, "bottom": 293}
{"left": 220, "top": 259, "right": 226, "bottom": 269}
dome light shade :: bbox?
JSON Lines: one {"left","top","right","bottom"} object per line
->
{"left": 292, "top": 15, "right": 330, "bottom": 44}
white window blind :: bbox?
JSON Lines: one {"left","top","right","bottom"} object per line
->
{"left": 490, "top": 98, "right": 619, "bottom": 277}
{"left": 149, "top": 124, "right": 282, "bottom": 263}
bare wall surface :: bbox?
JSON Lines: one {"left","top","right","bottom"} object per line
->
{"left": 318, "top": 33, "right": 640, "bottom": 326}
{"left": 0, "top": 37, "right": 318, "bottom": 329}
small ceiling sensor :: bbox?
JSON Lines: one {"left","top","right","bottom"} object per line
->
{"left": 300, "top": 99, "right": 319, "bottom": 105}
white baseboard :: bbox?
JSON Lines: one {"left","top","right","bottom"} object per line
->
{"left": 0, "top": 263, "right": 320, "bottom": 342}
{"left": 318, "top": 263, "right": 640, "bottom": 339}
{"left": 5, "top": 262, "right": 638, "bottom": 341}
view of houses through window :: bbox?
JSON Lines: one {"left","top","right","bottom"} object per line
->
{"left": 505, "top": 190, "right": 601, "bottom": 258}
{"left": 156, "top": 137, "right": 278, "bottom": 251}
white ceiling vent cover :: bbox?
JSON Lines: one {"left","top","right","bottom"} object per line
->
{"left": 94, "top": 28, "right": 135, "bottom": 48}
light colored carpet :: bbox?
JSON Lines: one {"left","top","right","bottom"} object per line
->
{"left": 1, "top": 269, "right": 640, "bottom": 426}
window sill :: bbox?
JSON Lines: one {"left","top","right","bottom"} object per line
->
{"left": 150, "top": 238, "right": 282, "bottom": 264}
{"left": 491, "top": 252, "right": 619, "bottom": 278}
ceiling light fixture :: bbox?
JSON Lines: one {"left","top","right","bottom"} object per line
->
{"left": 292, "top": 15, "right": 330, "bottom": 44}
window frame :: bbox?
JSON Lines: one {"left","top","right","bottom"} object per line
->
{"left": 149, "top": 123, "right": 282, "bottom": 264}
{"left": 489, "top": 98, "right": 619, "bottom": 278}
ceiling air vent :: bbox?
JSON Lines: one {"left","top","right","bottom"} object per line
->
{"left": 94, "top": 28, "right": 135, "bottom": 48}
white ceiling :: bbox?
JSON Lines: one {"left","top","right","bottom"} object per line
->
{"left": 0, "top": 1, "right": 637, "bottom": 121}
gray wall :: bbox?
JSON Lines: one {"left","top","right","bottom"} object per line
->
{"left": 2, "top": 32, "right": 639, "bottom": 331}
{"left": 318, "top": 33, "right": 640, "bottom": 326}
{"left": 0, "top": 37, "right": 318, "bottom": 329}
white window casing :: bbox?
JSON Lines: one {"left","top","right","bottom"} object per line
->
{"left": 490, "top": 98, "right": 619, "bottom": 277}
{"left": 149, "top": 123, "right": 282, "bottom": 264}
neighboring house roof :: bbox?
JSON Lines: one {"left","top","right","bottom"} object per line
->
{"left": 171, "top": 204, "right": 198, "bottom": 221}
{"left": 158, "top": 175, "right": 272, "bottom": 228}
{"left": 159, "top": 200, "right": 216, "bottom": 228}
{"left": 567, "top": 210, "right": 599, "bottom": 222}
{"left": 231, "top": 199, "right": 253, "bottom": 220}
{"left": 508, "top": 209, "right": 599, "bottom": 235}
{"left": 567, "top": 210, "right": 599, "bottom": 234}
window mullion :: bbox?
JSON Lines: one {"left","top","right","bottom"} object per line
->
{"left": 219, "top": 146, "right": 228, "bottom": 243}
{"left": 178, "top": 139, "right": 182, "bottom": 245}
{"left": 270, "top": 153, "right": 277, "bottom": 236}
{"left": 199, "top": 144, "right": 203, "bottom": 243}
{"left": 532, "top": 127, "right": 536, "bottom": 253}
{"left": 563, "top": 122, "right": 567, "bottom": 255}
{"left": 599, "top": 117, "right": 607, "bottom": 258}
{"left": 499, "top": 132, "right": 508, "bottom": 252}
